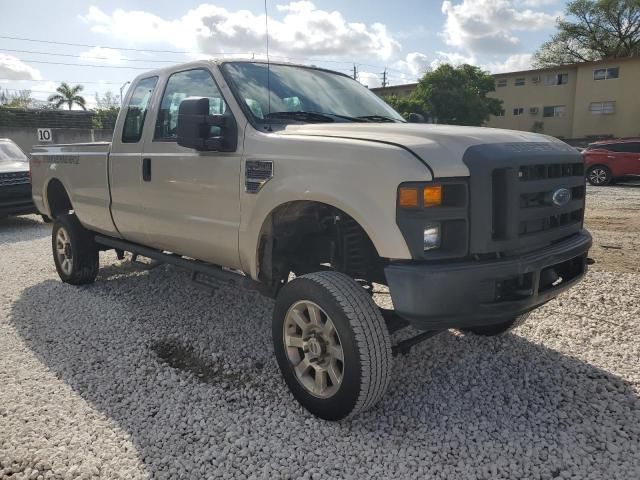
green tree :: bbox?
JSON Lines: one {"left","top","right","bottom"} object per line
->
{"left": 0, "top": 88, "right": 34, "bottom": 108}
{"left": 380, "top": 95, "right": 428, "bottom": 120}
{"left": 91, "top": 91, "right": 120, "bottom": 130}
{"left": 408, "top": 64, "right": 503, "bottom": 126}
{"left": 534, "top": 0, "right": 640, "bottom": 67}
{"left": 48, "top": 82, "right": 87, "bottom": 110}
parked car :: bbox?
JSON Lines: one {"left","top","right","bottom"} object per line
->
{"left": 0, "top": 138, "right": 37, "bottom": 219}
{"left": 30, "top": 59, "right": 592, "bottom": 420}
{"left": 583, "top": 139, "right": 640, "bottom": 185}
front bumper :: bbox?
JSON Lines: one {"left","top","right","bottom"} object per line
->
{"left": 385, "top": 230, "right": 592, "bottom": 330}
{"left": 0, "top": 184, "right": 36, "bottom": 216}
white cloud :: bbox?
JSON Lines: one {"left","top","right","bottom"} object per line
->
{"left": 79, "top": 46, "right": 124, "bottom": 64}
{"left": 405, "top": 53, "right": 431, "bottom": 76}
{"left": 430, "top": 51, "right": 477, "bottom": 69}
{"left": 485, "top": 53, "right": 534, "bottom": 73}
{"left": 441, "top": 0, "right": 557, "bottom": 55}
{"left": 0, "top": 54, "right": 41, "bottom": 81}
{"left": 358, "top": 71, "right": 382, "bottom": 88}
{"left": 80, "top": 3, "right": 401, "bottom": 61}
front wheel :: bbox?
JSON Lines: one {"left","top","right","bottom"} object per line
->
{"left": 462, "top": 313, "right": 530, "bottom": 336}
{"left": 587, "top": 165, "right": 612, "bottom": 186}
{"left": 52, "top": 214, "right": 99, "bottom": 285}
{"left": 273, "top": 271, "right": 392, "bottom": 420}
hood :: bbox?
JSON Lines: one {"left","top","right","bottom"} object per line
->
{"left": 277, "top": 123, "right": 564, "bottom": 177}
{"left": 0, "top": 161, "right": 29, "bottom": 174}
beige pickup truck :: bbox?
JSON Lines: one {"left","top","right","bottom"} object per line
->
{"left": 30, "top": 59, "right": 592, "bottom": 420}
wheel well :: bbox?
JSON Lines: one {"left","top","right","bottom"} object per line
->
{"left": 46, "top": 179, "right": 73, "bottom": 218}
{"left": 257, "top": 201, "right": 386, "bottom": 292}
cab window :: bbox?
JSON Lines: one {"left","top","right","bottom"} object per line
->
{"left": 122, "top": 76, "right": 158, "bottom": 143}
{"left": 154, "top": 69, "right": 227, "bottom": 141}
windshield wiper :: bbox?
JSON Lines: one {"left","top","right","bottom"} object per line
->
{"left": 263, "top": 111, "right": 369, "bottom": 123}
{"left": 356, "top": 115, "right": 401, "bottom": 123}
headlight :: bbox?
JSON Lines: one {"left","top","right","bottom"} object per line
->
{"left": 423, "top": 223, "right": 441, "bottom": 251}
{"left": 396, "top": 180, "right": 469, "bottom": 259}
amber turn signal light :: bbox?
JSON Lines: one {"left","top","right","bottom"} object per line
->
{"left": 423, "top": 185, "right": 442, "bottom": 208}
{"left": 398, "top": 187, "right": 419, "bottom": 208}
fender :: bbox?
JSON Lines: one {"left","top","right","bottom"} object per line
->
{"left": 238, "top": 132, "right": 433, "bottom": 280}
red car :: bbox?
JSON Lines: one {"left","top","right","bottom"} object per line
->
{"left": 583, "top": 139, "right": 640, "bottom": 185}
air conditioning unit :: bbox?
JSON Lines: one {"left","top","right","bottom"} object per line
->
{"left": 529, "top": 107, "right": 540, "bottom": 114}
{"left": 531, "top": 75, "right": 541, "bottom": 84}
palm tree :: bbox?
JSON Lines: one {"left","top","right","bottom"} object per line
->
{"left": 48, "top": 83, "right": 87, "bottom": 110}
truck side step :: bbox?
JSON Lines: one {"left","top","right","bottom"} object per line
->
{"left": 95, "top": 235, "right": 269, "bottom": 296}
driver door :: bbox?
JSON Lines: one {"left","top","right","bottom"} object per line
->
{"left": 139, "top": 68, "right": 243, "bottom": 269}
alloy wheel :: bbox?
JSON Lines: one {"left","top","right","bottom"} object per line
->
{"left": 283, "top": 300, "right": 344, "bottom": 398}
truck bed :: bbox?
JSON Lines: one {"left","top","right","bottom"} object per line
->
{"left": 31, "top": 142, "right": 118, "bottom": 236}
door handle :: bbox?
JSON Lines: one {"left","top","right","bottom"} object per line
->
{"left": 142, "top": 158, "right": 151, "bottom": 182}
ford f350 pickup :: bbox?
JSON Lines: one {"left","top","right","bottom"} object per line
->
{"left": 30, "top": 60, "right": 592, "bottom": 420}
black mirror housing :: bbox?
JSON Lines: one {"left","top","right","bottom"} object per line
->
{"left": 177, "top": 97, "right": 237, "bottom": 152}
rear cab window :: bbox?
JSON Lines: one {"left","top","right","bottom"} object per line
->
{"left": 122, "top": 76, "right": 158, "bottom": 143}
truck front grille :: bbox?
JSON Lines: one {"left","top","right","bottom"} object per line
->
{"left": 464, "top": 142, "right": 587, "bottom": 256}
{"left": 0, "top": 171, "right": 30, "bottom": 187}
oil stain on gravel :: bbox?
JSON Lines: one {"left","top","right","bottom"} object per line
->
{"left": 151, "top": 339, "right": 253, "bottom": 389}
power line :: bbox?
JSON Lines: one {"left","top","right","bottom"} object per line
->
{"left": 0, "top": 35, "right": 194, "bottom": 54}
{"left": 10, "top": 59, "right": 157, "bottom": 70}
{"left": 0, "top": 34, "right": 409, "bottom": 75}
{"left": 0, "top": 48, "right": 183, "bottom": 64}
{"left": 2, "top": 87, "right": 107, "bottom": 95}
{"left": 0, "top": 78, "right": 125, "bottom": 85}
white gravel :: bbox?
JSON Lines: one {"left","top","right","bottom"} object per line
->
{"left": 1, "top": 190, "right": 639, "bottom": 479}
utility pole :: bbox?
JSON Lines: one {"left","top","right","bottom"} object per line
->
{"left": 381, "top": 69, "right": 388, "bottom": 90}
{"left": 352, "top": 64, "right": 358, "bottom": 81}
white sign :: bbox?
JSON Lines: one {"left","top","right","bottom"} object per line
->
{"left": 37, "top": 128, "right": 52, "bottom": 143}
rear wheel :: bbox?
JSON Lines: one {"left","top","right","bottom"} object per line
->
{"left": 273, "top": 271, "right": 392, "bottom": 420}
{"left": 587, "top": 165, "right": 612, "bottom": 186}
{"left": 462, "top": 313, "right": 530, "bottom": 336}
{"left": 52, "top": 214, "right": 99, "bottom": 285}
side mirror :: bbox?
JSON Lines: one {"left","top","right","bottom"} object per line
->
{"left": 176, "top": 97, "right": 237, "bottom": 152}
{"left": 407, "top": 113, "right": 425, "bottom": 123}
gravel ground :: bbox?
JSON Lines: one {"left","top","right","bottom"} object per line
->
{"left": 1, "top": 185, "right": 639, "bottom": 479}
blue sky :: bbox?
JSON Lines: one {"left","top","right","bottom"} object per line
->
{"left": 0, "top": 0, "right": 567, "bottom": 107}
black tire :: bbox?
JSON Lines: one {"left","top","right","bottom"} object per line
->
{"left": 462, "top": 313, "right": 530, "bottom": 336}
{"left": 273, "top": 271, "right": 392, "bottom": 420}
{"left": 587, "top": 165, "right": 612, "bottom": 186}
{"left": 52, "top": 214, "right": 99, "bottom": 285}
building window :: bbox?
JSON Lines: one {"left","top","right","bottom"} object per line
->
{"left": 594, "top": 67, "right": 619, "bottom": 80}
{"left": 513, "top": 107, "right": 524, "bottom": 116}
{"left": 589, "top": 101, "right": 616, "bottom": 115}
{"left": 514, "top": 77, "right": 526, "bottom": 86}
{"left": 495, "top": 110, "right": 505, "bottom": 117}
{"left": 496, "top": 78, "right": 507, "bottom": 88}
{"left": 544, "top": 73, "right": 568, "bottom": 85}
{"left": 543, "top": 105, "right": 566, "bottom": 118}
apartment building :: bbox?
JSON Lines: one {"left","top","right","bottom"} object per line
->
{"left": 371, "top": 57, "right": 640, "bottom": 140}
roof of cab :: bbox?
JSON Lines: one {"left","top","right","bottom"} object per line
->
{"left": 130, "top": 58, "right": 349, "bottom": 82}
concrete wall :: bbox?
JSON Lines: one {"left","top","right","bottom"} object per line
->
{"left": 0, "top": 127, "right": 113, "bottom": 156}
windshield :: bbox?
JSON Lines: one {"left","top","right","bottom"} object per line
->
{"left": 0, "top": 141, "right": 28, "bottom": 164}
{"left": 221, "top": 62, "right": 404, "bottom": 125}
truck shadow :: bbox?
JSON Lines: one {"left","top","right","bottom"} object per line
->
{"left": 0, "top": 214, "right": 50, "bottom": 244}
{"left": 9, "top": 265, "right": 640, "bottom": 478}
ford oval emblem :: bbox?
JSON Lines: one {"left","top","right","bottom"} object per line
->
{"left": 552, "top": 187, "right": 572, "bottom": 207}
